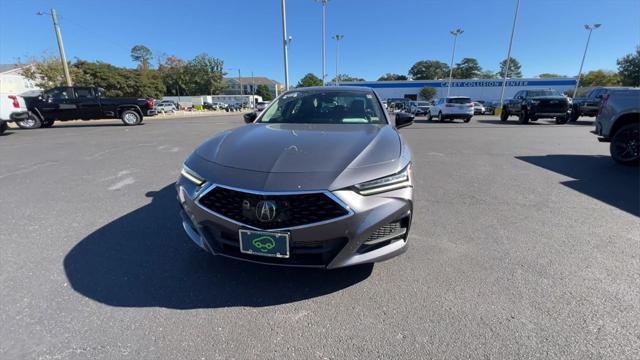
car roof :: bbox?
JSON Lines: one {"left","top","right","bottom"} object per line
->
{"left": 286, "top": 86, "right": 375, "bottom": 93}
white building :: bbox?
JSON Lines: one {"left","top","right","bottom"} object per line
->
{"left": 223, "top": 77, "right": 280, "bottom": 97}
{"left": 339, "top": 78, "right": 577, "bottom": 102}
{"left": 0, "top": 64, "right": 41, "bottom": 95}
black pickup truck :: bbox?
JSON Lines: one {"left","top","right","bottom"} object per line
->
{"left": 500, "top": 89, "right": 572, "bottom": 124}
{"left": 19, "top": 86, "right": 156, "bottom": 129}
{"left": 570, "top": 87, "right": 630, "bottom": 122}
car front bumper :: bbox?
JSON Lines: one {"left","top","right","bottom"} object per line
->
{"left": 176, "top": 177, "right": 413, "bottom": 269}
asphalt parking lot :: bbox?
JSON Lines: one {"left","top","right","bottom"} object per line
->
{"left": 1, "top": 114, "right": 638, "bottom": 359}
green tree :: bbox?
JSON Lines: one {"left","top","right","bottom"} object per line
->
{"left": 408, "top": 60, "right": 449, "bottom": 80}
{"left": 478, "top": 70, "right": 498, "bottom": 79}
{"left": 330, "top": 74, "right": 365, "bottom": 83}
{"left": 377, "top": 73, "right": 408, "bottom": 81}
{"left": 22, "top": 56, "right": 84, "bottom": 89}
{"left": 296, "top": 73, "right": 323, "bottom": 87}
{"left": 499, "top": 57, "right": 522, "bottom": 78}
{"left": 452, "top": 57, "right": 482, "bottom": 79}
{"left": 159, "top": 55, "right": 188, "bottom": 96}
{"left": 183, "top": 53, "right": 225, "bottom": 95}
{"left": 617, "top": 46, "right": 640, "bottom": 86}
{"left": 131, "top": 45, "right": 153, "bottom": 71}
{"left": 538, "top": 73, "right": 567, "bottom": 78}
{"left": 419, "top": 87, "right": 437, "bottom": 100}
{"left": 255, "top": 84, "right": 274, "bottom": 101}
{"left": 579, "top": 70, "right": 621, "bottom": 87}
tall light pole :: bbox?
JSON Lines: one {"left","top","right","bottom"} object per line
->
{"left": 332, "top": 34, "right": 344, "bottom": 85}
{"left": 280, "top": 0, "right": 291, "bottom": 90}
{"left": 447, "top": 28, "right": 463, "bottom": 97}
{"left": 316, "top": 0, "right": 331, "bottom": 86}
{"left": 37, "top": 9, "right": 72, "bottom": 86}
{"left": 573, "top": 23, "right": 601, "bottom": 98}
{"left": 499, "top": 0, "right": 520, "bottom": 109}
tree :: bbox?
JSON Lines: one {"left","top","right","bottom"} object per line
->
{"left": 478, "top": 70, "right": 498, "bottom": 79}
{"left": 377, "top": 73, "right": 408, "bottom": 81}
{"left": 159, "top": 55, "right": 188, "bottom": 96}
{"left": 255, "top": 84, "right": 274, "bottom": 101}
{"left": 452, "top": 57, "right": 482, "bottom": 79}
{"left": 579, "top": 70, "right": 621, "bottom": 87}
{"left": 22, "top": 56, "right": 85, "bottom": 89}
{"left": 617, "top": 46, "right": 640, "bottom": 87}
{"left": 419, "top": 87, "right": 437, "bottom": 100}
{"left": 408, "top": 60, "right": 449, "bottom": 80}
{"left": 296, "top": 73, "right": 322, "bottom": 87}
{"left": 131, "top": 45, "right": 153, "bottom": 70}
{"left": 330, "top": 74, "right": 365, "bottom": 83}
{"left": 538, "top": 73, "right": 567, "bottom": 78}
{"left": 499, "top": 57, "right": 522, "bottom": 78}
{"left": 184, "top": 53, "right": 225, "bottom": 95}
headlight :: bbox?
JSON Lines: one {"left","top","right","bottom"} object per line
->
{"left": 530, "top": 100, "right": 540, "bottom": 105}
{"left": 353, "top": 164, "right": 412, "bottom": 196}
{"left": 180, "top": 164, "right": 205, "bottom": 186}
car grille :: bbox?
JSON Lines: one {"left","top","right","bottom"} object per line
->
{"left": 535, "top": 99, "right": 568, "bottom": 113}
{"left": 358, "top": 216, "right": 410, "bottom": 254}
{"left": 198, "top": 186, "right": 350, "bottom": 230}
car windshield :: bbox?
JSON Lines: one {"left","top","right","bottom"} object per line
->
{"left": 527, "top": 89, "right": 562, "bottom": 97}
{"left": 417, "top": 101, "right": 429, "bottom": 106}
{"left": 258, "top": 90, "right": 386, "bottom": 124}
{"left": 447, "top": 97, "right": 472, "bottom": 104}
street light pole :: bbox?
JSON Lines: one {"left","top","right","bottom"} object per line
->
{"left": 316, "top": 0, "right": 331, "bottom": 86}
{"left": 447, "top": 29, "right": 463, "bottom": 97}
{"left": 332, "top": 34, "right": 344, "bottom": 85}
{"left": 38, "top": 9, "right": 72, "bottom": 86}
{"left": 499, "top": 0, "right": 520, "bottom": 109}
{"left": 573, "top": 24, "right": 601, "bottom": 98}
{"left": 280, "top": 0, "right": 290, "bottom": 90}
{"left": 238, "top": 69, "right": 242, "bottom": 96}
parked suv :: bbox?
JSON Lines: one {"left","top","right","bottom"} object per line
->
{"left": 571, "top": 87, "right": 631, "bottom": 122}
{"left": 501, "top": 89, "right": 571, "bottom": 124}
{"left": 593, "top": 88, "right": 640, "bottom": 165}
{"left": 408, "top": 101, "right": 431, "bottom": 116}
{"left": 427, "top": 96, "right": 474, "bottom": 122}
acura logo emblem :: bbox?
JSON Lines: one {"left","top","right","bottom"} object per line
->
{"left": 256, "top": 200, "right": 277, "bottom": 222}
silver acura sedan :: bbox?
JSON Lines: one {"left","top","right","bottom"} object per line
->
{"left": 176, "top": 87, "right": 414, "bottom": 268}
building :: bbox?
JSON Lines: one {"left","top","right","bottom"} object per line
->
{"left": 339, "top": 78, "right": 577, "bottom": 102}
{"left": 0, "top": 64, "right": 41, "bottom": 95}
{"left": 223, "top": 76, "right": 280, "bottom": 97}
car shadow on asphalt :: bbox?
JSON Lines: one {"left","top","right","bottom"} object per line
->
{"left": 517, "top": 155, "right": 640, "bottom": 217}
{"left": 63, "top": 184, "right": 373, "bottom": 309}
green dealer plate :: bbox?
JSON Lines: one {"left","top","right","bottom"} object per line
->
{"left": 239, "top": 229, "right": 290, "bottom": 258}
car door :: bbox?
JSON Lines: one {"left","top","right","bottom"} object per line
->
{"left": 73, "top": 87, "right": 102, "bottom": 119}
{"left": 38, "top": 87, "right": 76, "bottom": 120}
{"left": 509, "top": 91, "right": 523, "bottom": 113}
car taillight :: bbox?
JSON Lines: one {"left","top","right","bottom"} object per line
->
{"left": 146, "top": 99, "right": 153, "bottom": 109}
{"left": 598, "top": 94, "right": 609, "bottom": 115}
{"left": 8, "top": 95, "right": 20, "bottom": 108}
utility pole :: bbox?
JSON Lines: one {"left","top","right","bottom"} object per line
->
{"left": 447, "top": 29, "right": 463, "bottom": 97}
{"left": 332, "top": 34, "right": 344, "bottom": 85}
{"left": 38, "top": 9, "right": 72, "bottom": 86}
{"left": 316, "top": 0, "right": 331, "bottom": 86}
{"left": 238, "top": 69, "right": 242, "bottom": 96}
{"left": 499, "top": 0, "right": 520, "bottom": 109}
{"left": 280, "top": 0, "right": 291, "bottom": 90}
{"left": 573, "top": 24, "right": 601, "bottom": 98}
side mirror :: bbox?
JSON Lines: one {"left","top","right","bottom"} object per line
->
{"left": 243, "top": 111, "right": 257, "bottom": 123}
{"left": 395, "top": 112, "right": 414, "bottom": 129}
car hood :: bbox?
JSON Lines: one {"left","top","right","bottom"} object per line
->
{"left": 195, "top": 123, "right": 401, "bottom": 174}
{"left": 530, "top": 96, "right": 568, "bottom": 101}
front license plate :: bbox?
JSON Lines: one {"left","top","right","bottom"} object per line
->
{"left": 239, "top": 229, "right": 290, "bottom": 258}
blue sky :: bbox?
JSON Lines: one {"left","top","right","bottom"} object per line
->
{"left": 1, "top": 0, "right": 638, "bottom": 83}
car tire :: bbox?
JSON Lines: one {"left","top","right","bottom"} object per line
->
{"left": 121, "top": 110, "right": 142, "bottom": 126}
{"left": 530, "top": 116, "right": 538, "bottom": 121}
{"left": 500, "top": 108, "right": 509, "bottom": 121}
{"left": 16, "top": 111, "right": 42, "bottom": 129}
{"left": 0, "top": 121, "right": 7, "bottom": 135}
{"left": 570, "top": 110, "right": 580, "bottom": 122}
{"left": 41, "top": 120, "right": 55, "bottom": 128}
{"left": 438, "top": 112, "right": 444, "bottom": 122}
{"left": 555, "top": 116, "right": 569, "bottom": 125}
{"left": 464, "top": 116, "right": 472, "bottom": 123}
{"left": 518, "top": 110, "right": 529, "bottom": 124}
{"left": 610, "top": 123, "right": 639, "bottom": 166}
{"left": 426, "top": 112, "right": 432, "bottom": 121}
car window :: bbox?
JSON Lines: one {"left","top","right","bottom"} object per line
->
{"left": 527, "top": 89, "right": 562, "bottom": 97}
{"left": 258, "top": 90, "right": 386, "bottom": 125}
{"left": 46, "top": 88, "right": 72, "bottom": 101}
{"left": 75, "top": 88, "right": 94, "bottom": 99}
{"left": 446, "top": 97, "right": 471, "bottom": 104}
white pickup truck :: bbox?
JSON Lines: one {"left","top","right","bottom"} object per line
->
{"left": 0, "top": 93, "right": 29, "bottom": 135}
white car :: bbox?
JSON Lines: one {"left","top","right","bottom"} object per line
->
{"left": 408, "top": 101, "right": 431, "bottom": 115}
{"left": 155, "top": 102, "right": 177, "bottom": 113}
{"left": 473, "top": 102, "right": 486, "bottom": 115}
{"left": 0, "top": 94, "right": 29, "bottom": 135}
{"left": 256, "top": 101, "right": 270, "bottom": 111}
{"left": 427, "top": 96, "right": 474, "bottom": 122}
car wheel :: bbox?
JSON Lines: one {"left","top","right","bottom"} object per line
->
{"left": 500, "top": 108, "right": 509, "bottom": 121}
{"left": 610, "top": 123, "right": 639, "bottom": 166}
{"left": 555, "top": 116, "right": 569, "bottom": 125}
{"left": 0, "top": 121, "right": 7, "bottom": 135}
{"left": 464, "top": 116, "right": 472, "bottom": 123}
{"left": 570, "top": 110, "right": 580, "bottom": 122}
{"left": 518, "top": 110, "right": 529, "bottom": 124}
{"left": 16, "top": 111, "right": 42, "bottom": 129}
{"left": 426, "top": 112, "right": 432, "bottom": 121}
{"left": 438, "top": 112, "right": 444, "bottom": 122}
{"left": 121, "top": 110, "right": 142, "bottom": 126}
{"left": 41, "top": 120, "right": 55, "bottom": 128}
